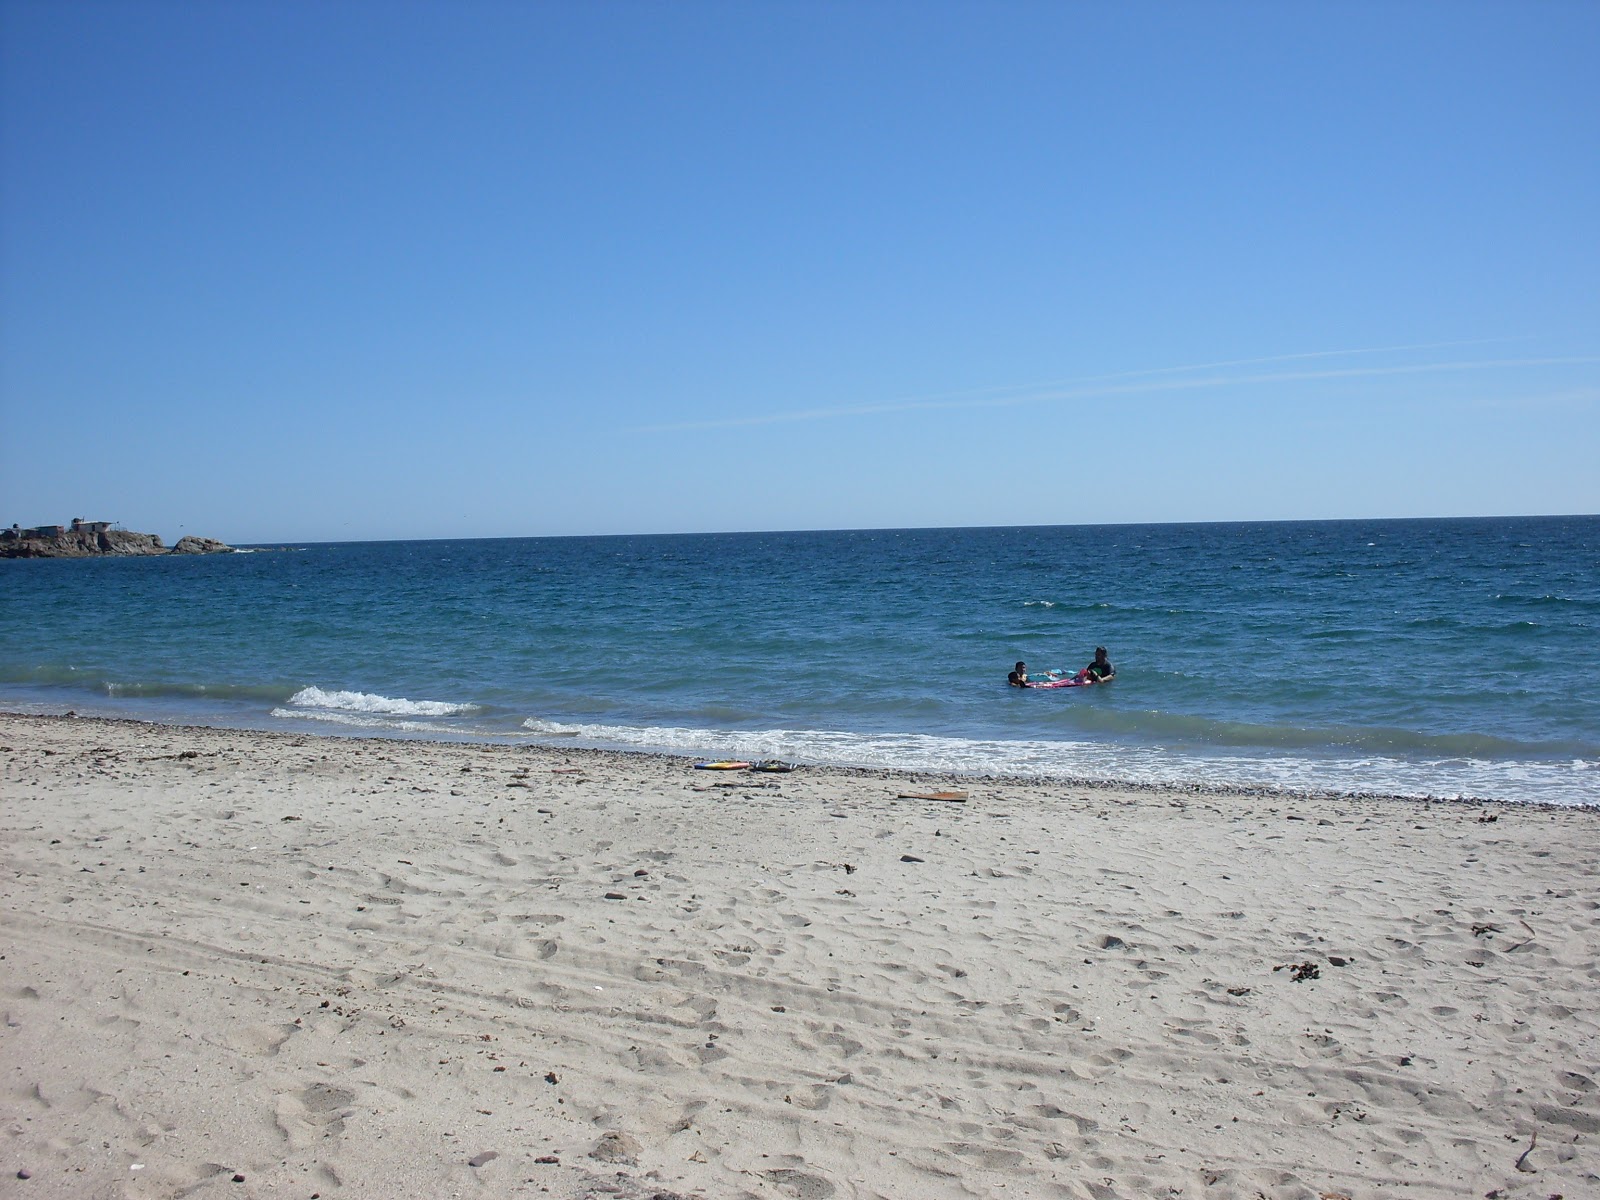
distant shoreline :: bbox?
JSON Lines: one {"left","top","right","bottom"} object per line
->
{"left": 0, "top": 525, "right": 232, "bottom": 559}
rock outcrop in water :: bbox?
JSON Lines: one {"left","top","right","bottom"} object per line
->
{"left": 0, "top": 519, "right": 233, "bottom": 559}
{"left": 170, "top": 535, "right": 233, "bottom": 555}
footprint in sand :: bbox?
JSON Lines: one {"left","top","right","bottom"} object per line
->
{"left": 813, "top": 1029, "right": 864, "bottom": 1058}
{"left": 217, "top": 1022, "right": 300, "bottom": 1057}
{"left": 762, "top": 1166, "right": 836, "bottom": 1198}
{"left": 274, "top": 1083, "right": 356, "bottom": 1150}
{"left": 677, "top": 995, "right": 718, "bottom": 1024}
{"left": 947, "top": 1142, "right": 1027, "bottom": 1169}
{"left": 1034, "top": 1104, "right": 1099, "bottom": 1134}
{"left": 785, "top": 1084, "right": 833, "bottom": 1111}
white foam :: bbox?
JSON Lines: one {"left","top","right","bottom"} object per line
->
{"left": 518, "top": 718, "right": 1599, "bottom": 805}
{"left": 287, "top": 686, "right": 479, "bottom": 717}
{"left": 520, "top": 718, "right": 1112, "bottom": 774}
{"left": 520, "top": 718, "right": 584, "bottom": 736}
{"left": 271, "top": 707, "right": 457, "bottom": 734}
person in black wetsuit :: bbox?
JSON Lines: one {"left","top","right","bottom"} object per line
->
{"left": 1079, "top": 647, "right": 1114, "bottom": 683}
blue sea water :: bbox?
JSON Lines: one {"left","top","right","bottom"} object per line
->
{"left": 2, "top": 518, "right": 1596, "bottom": 806}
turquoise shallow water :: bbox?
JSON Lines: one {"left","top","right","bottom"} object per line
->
{"left": 2, "top": 517, "right": 1596, "bottom": 804}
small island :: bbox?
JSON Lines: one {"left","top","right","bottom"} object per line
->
{"left": 0, "top": 517, "right": 233, "bottom": 559}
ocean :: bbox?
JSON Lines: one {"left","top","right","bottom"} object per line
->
{"left": 2, "top": 517, "right": 1596, "bottom": 806}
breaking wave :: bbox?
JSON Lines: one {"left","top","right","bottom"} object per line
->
{"left": 286, "top": 687, "right": 479, "bottom": 717}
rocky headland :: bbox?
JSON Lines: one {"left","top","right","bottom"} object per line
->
{"left": 0, "top": 522, "right": 233, "bottom": 559}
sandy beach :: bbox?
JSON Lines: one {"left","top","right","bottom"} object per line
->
{"left": 2, "top": 713, "right": 1597, "bottom": 1200}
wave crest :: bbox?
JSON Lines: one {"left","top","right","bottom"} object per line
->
{"left": 287, "top": 686, "right": 479, "bottom": 717}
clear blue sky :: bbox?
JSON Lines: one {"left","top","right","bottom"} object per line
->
{"left": 3, "top": 0, "right": 1596, "bottom": 543}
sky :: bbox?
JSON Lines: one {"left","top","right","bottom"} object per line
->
{"left": 2, "top": 0, "right": 1597, "bottom": 544}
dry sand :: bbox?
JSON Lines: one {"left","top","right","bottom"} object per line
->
{"left": 2, "top": 712, "right": 1597, "bottom": 1199}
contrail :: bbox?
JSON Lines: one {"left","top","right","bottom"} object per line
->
{"left": 628, "top": 344, "right": 1595, "bottom": 434}
{"left": 1047, "top": 336, "right": 1529, "bottom": 386}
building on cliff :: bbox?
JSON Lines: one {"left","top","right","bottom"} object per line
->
{"left": 3, "top": 520, "right": 112, "bottom": 541}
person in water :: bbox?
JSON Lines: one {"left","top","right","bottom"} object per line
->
{"left": 1075, "top": 647, "right": 1115, "bottom": 683}
{"left": 1008, "top": 661, "right": 1029, "bottom": 687}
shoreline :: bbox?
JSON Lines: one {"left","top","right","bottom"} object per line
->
{"left": 4, "top": 711, "right": 1598, "bottom": 1199}
{"left": 5, "top": 708, "right": 1586, "bottom": 812}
